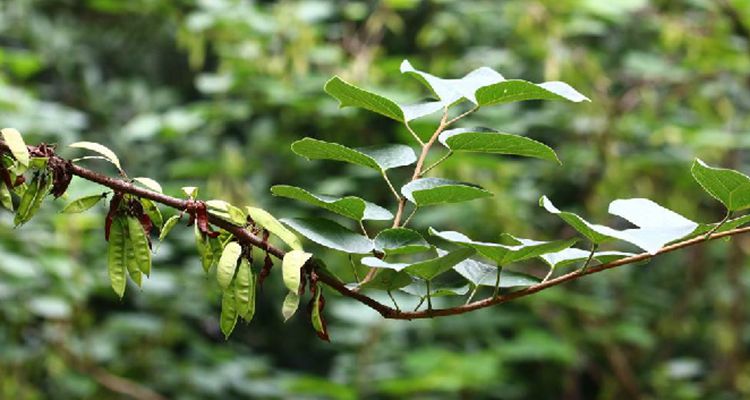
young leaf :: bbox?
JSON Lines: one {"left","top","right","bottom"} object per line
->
{"left": 0, "top": 183, "right": 12, "bottom": 211}
{"left": 234, "top": 259, "right": 255, "bottom": 321}
{"left": 691, "top": 159, "right": 750, "bottom": 211}
{"left": 1, "top": 128, "right": 30, "bottom": 167}
{"left": 401, "top": 178, "right": 492, "bottom": 206}
{"left": 217, "top": 241, "right": 242, "bottom": 289}
{"left": 246, "top": 206, "right": 303, "bottom": 251}
{"left": 140, "top": 198, "right": 163, "bottom": 229}
{"left": 402, "top": 248, "right": 476, "bottom": 280}
{"left": 324, "top": 76, "right": 405, "bottom": 121}
{"left": 220, "top": 287, "right": 238, "bottom": 339}
{"left": 310, "top": 287, "right": 329, "bottom": 341}
{"left": 61, "top": 193, "right": 104, "bottom": 214}
{"left": 282, "top": 291, "right": 300, "bottom": 322}
{"left": 126, "top": 216, "right": 152, "bottom": 276}
{"left": 271, "top": 185, "right": 392, "bottom": 221}
{"left": 107, "top": 216, "right": 128, "bottom": 298}
{"left": 429, "top": 228, "right": 576, "bottom": 265}
{"left": 159, "top": 215, "right": 180, "bottom": 241}
{"left": 438, "top": 127, "right": 560, "bottom": 164}
{"left": 291, "top": 138, "right": 416, "bottom": 172}
{"left": 181, "top": 186, "right": 198, "bottom": 198}
{"left": 69, "top": 141, "right": 122, "bottom": 171}
{"left": 281, "top": 217, "right": 374, "bottom": 254}
{"left": 14, "top": 172, "right": 51, "bottom": 226}
{"left": 133, "top": 177, "right": 163, "bottom": 193}
{"left": 282, "top": 250, "right": 312, "bottom": 292}
{"left": 475, "top": 80, "right": 589, "bottom": 106}
{"left": 373, "top": 228, "right": 431, "bottom": 255}
{"left": 207, "top": 200, "right": 247, "bottom": 225}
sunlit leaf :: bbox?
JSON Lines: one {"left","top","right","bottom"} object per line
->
{"left": 220, "top": 286, "right": 238, "bottom": 339}
{"left": 61, "top": 193, "right": 104, "bottom": 214}
{"left": 234, "top": 259, "right": 255, "bottom": 321}
{"left": 246, "top": 206, "right": 303, "bottom": 251}
{"left": 140, "top": 198, "right": 163, "bottom": 229}
{"left": 475, "top": 80, "right": 590, "bottom": 106}
{"left": 282, "top": 291, "right": 300, "bottom": 322}
{"left": 1, "top": 128, "right": 29, "bottom": 167}
{"left": 159, "top": 215, "right": 180, "bottom": 241}
{"left": 217, "top": 241, "right": 242, "bottom": 289}
{"left": 282, "top": 250, "right": 312, "bottom": 292}
{"left": 69, "top": 141, "right": 122, "bottom": 171}
{"left": 291, "top": 138, "right": 416, "bottom": 172}
{"left": 133, "top": 177, "right": 162, "bottom": 193}
{"left": 691, "top": 159, "right": 750, "bottom": 211}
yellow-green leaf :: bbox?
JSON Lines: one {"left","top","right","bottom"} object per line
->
{"left": 1, "top": 128, "right": 29, "bottom": 167}
{"left": 217, "top": 241, "right": 242, "bottom": 289}
{"left": 282, "top": 250, "right": 312, "bottom": 292}
{"left": 61, "top": 193, "right": 105, "bottom": 214}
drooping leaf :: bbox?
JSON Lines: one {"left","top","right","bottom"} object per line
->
{"left": 159, "top": 215, "right": 180, "bottom": 241}
{"left": 429, "top": 228, "right": 576, "bottom": 265}
{"left": 61, "top": 193, "right": 104, "bottom": 214}
{"left": 540, "top": 196, "right": 699, "bottom": 254}
{"left": 140, "top": 198, "right": 163, "bottom": 229}
{"left": 475, "top": 80, "right": 590, "bottom": 106}
{"left": 271, "top": 185, "right": 392, "bottom": 221}
{"left": 291, "top": 138, "right": 416, "bottom": 172}
{"left": 438, "top": 127, "right": 560, "bottom": 164}
{"left": 220, "top": 286, "right": 238, "bottom": 339}
{"left": 69, "top": 141, "right": 122, "bottom": 171}
{"left": 324, "top": 76, "right": 405, "bottom": 121}
{"left": 402, "top": 248, "right": 476, "bottom": 280}
{"left": 691, "top": 159, "right": 750, "bottom": 211}
{"left": 539, "top": 248, "right": 634, "bottom": 269}
{"left": 133, "top": 177, "right": 162, "bottom": 193}
{"left": 1, "top": 128, "right": 29, "bottom": 167}
{"left": 107, "top": 216, "right": 128, "bottom": 298}
{"left": 374, "top": 228, "right": 431, "bottom": 255}
{"left": 126, "top": 216, "right": 152, "bottom": 276}
{"left": 310, "top": 287, "right": 329, "bottom": 341}
{"left": 234, "top": 259, "right": 255, "bottom": 321}
{"left": 14, "top": 172, "right": 51, "bottom": 226}
{"left": 217, "top": 241, "right": 242, "bottom": 289}
{"left": 282, "top": 291, "right": 300, "bottom": 322}
{"left": 246, "top": 206, "right": 303, "bottom": 251}
{"left": 282, "top": 250, "right": 312, "bottom": 292}
{"left": 0, "top": 183, "right": 12, "bottom": 211}
{"left": 401, "top": 178, "right": 492, "bottom": 206}
{"left": 281, "top": 217, "right": 373, "bottom": 254}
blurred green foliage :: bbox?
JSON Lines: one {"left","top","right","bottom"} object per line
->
{"left": 2, "top": 0, "right": 750, "bottom": 398}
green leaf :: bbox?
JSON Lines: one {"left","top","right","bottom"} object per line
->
{"left": 357, "top": 269, "right": 412, "bottom": 291}
{"left": 126, "top": 216, "right": 152, "bottom": 277}
{"left": 133, "top": 177, "right": 162, "bottom": 193}
{"left": 324, "top": 76, "right": 405, "bottom": 121}
{"left": 282, "top": 250, "right": 312, "bottom": 292}
{"left": 438, "top": 127, "right": 560, "bottom": 164}
{"left": 69, "top": 141, "right": 122, "bottom": 171}
{"left": 400, "top": 60, "right": 505, "bottom": 106}
{"left": 14, "top": 172, "right": 51, "bottom": 226}
{"left": 234, "top": 259, "right": 255, "bottom": 321}
{"left": 61, "top": 193, "right": 104, "bottom": 214}
{"left": 207, "top": 199, "right": 247, "bottom": 225}
{"left": 282, "top": 291, "right": 300, "bottom": 322}
{"left": 0, "top": 183, "right": 12, "bottom": 211}
{"left": 271, "top": 185, "right": 392, "bottom": 221}
{"left": 181, "top": 186, "right": 198, "bottom": 198}
{"left": 281, "top": 217, "right": 373, "bottom": 254}
{"left": 140, "top": 198, "right": 163, "bottom": 229}
{"left": 107, "top": 216, "right": 128, "bottom": 298}
{"left": 541, "top": 196, "right": 699, "bottom": 254}
{"left": 124, "top": 235, "right": 143, "bottom": 288}
{"left": 246, "top": 206, "right": 303, "bottom": 251}
{"left": 691, "top": 159, "right": 750, "bottom": 211}
{"left": 291, "top": 138, "right": 416, "bottom": 172}
{"left": 540, "top": 248, "right": 634, "bottom": 269}
{"left": 217, "top": 241, "right": 242, "bottom": 290}
{"left": 220, "top": 286, "right": 238, "bottom": 339}
{"left": 475, "top": 80, "right": 590, "bottom": 106}
{"left": 441, "top": 248, "right": 541, "bottom": 288}
{"left": 429, "top": 228, "right": 576, "bottom": 265}
{"left": 1, "top": 128, "right": 29, "bottom": 167}
{"left": 373, "top": 228, "right": 431, "bottom": 255}
{"left": 401, "top": 282, "right": 471, "bottom": 298}
{"left": 402, "top": 248, "right": 476, "bottom": 280}
{"left": 159, "top": 215, "right": 180, "bottom": 241}
{"left": 401, "top": 178, "right": 492, "bottom": 206}
{"left": 310, "top": 287, "right": 329, "bottom": 341}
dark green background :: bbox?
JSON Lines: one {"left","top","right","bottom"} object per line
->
{"left": 2, "top": 0, "right": 750, "bottom": 398}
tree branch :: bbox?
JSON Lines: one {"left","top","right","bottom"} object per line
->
{"left": 4, "top": 141, "right": 750, "bottom": 321}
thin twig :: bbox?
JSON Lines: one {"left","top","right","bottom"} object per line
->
{"left": 381, "top": 171, "right": 401, "bottom": 203}
{"left": 402, "top": 206, "right": 418, "bottom": 227}
{"left": 405, "top": 120, "right": 424, "bottom": 146}
{"left": 446, "top": 105, "right": 479, "bottom": 126}
{"left": 705, "top": 209, "right": 731, "bottom": 239}
{"left": 420, "top": 151, "right": 453, "bottom": 177}
{"left": 580, "top": 243, "right": 598, "bottom": 273}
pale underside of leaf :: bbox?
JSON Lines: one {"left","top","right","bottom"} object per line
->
{"left": 401, "top": 177, "right": 492, "bottom": 206}
{"left": 280, "top": 217, "right": 373, "bottom": 254}
{"left": 69, "top": 141, "right": 122, "bottom": 171}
